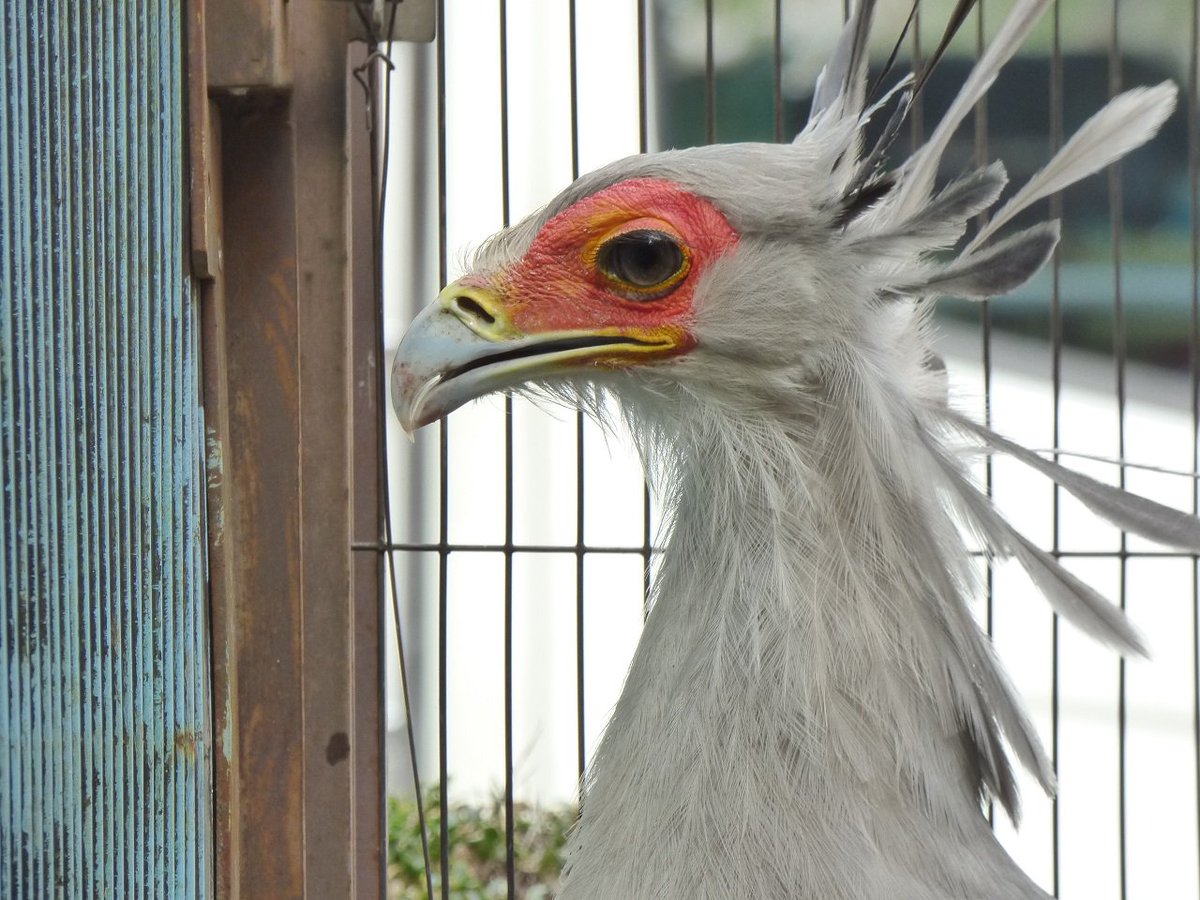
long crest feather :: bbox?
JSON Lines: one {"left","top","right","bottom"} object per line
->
{"left": 809, "top": 0, "right": 878, "bottom": 124}
{"left": 966, "top": 81, "right": 1178, "bottom": 251}
{"left": 925, "top": 424, "right": 1148, "bottom": 656}
{"left": 951, "top": 412, "right": 1200, "bottom": 552}
{"left": 909, "top": 0, "right": 982, "bottom": 98}
{"left": 866, "top": 0, "right": 919, "bottom": 102}
{"left": 888, "top": 0, "right": 1053, "bottom": 219}
{"left": 846, "top": 162, "right": 1007, "bottom": 252}
{"left": 896, "top": 221, "right": 1060, "bottom": 298}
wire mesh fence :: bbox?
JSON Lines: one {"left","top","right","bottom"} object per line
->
{"left": 373, "top": 1, "right": 1200, "bottom": 897}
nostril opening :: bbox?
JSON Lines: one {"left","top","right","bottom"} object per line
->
{"left": 455, "top": 296, "right": 495, "bottom": 325}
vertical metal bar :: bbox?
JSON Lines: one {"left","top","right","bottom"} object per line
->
{"left": 136, "top": 12, "right": 153, "bottom": 890}
{"left": 568, "top": 0, "right": 587, "bottom": 786}
{"left": 32, "top": 8, "right": 53, "bottom": 895}
{"left": 154, "top": 1, "right": 172, "bottom": 871}
{"left": 158, "top": 3, "right": 183, "bottom": 881}
{"left": 126, "top": 8, "right": 146, "bottom": 889}
{"left": 137, "top": 4, "right": 158, "bottom": 889}
{"left": 773, "top": 0, "right": 783, "bottom": 143}
{"left": 134, "top": 5, "right": 159, "bottom": 890}
{"left": 435, "top": 2, "right": 451, "bottom": 896}
{"left": 1048, "top": 3, "right": 1064, "bottom": 894}
{"left": 292, "top": 3, "right": 366, "bottom": 888}
{"left": 46, "top": 14, "right": 69, "bottom": 886}
{"left": 3, "top": 7, "right": 25, "bottom": 888}
{"left": 0, "top": 4, "right": 12, "bottom": 887}
{"left": 1190, "top": 0, "right": 1200, "bottom": 886}
{"left": 16, "top": 10, "right": 35, "bottom": 895}
{"left": 437, "top": 444, "right": 450, "bottom": 900}
{"left": 497, "top": 5, "right": 517, "bottom": 895}
{"left": 366, "top": 36, "right": 434, "bottom": 900}
{"left": 704, "top": 0, "right": 715, "bottom": 144}
{"left": 218, "top": 97, "right": 306, "bottom": 898}
{"left": 130, "top": 12, "right": 147, "bottom": 888}
{"left": 910, "top": 4, "right": 923, "bottom": 148}
{"left": 639, "top": 0, "right": 653, "bottom": 612}
{"left": 638, "top": 0, "right": 648, "bottom": 154}
{"left": 1107, "top": 4, "right": 1129, "bottom": 898}
{"left": 97, "top": 2, "right": 118, "bottom": 882}
{"left": 110, "top": 5, "right": 135, "bottom": 890}
{"left": 60, "top": 3, "right": 86, "bottom": 885}
{"left": 102, "top": 5, "right": 124, "bottom": 887}
{"left": 80, "top": 8, "right": 103, "bottom": 889}
{"left": 973, "top": 2, "right": 997, "bottom": 831}
{"left": 25, "top": 10, "right": 47, "bottom": 896}
{"left": 81, "top": 1, "right": 103, "bottom": 883}
{"left": 38, "top": 14, "right": 62, "bottom": 887}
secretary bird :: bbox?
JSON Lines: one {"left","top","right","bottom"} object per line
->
{"left": 391, "top": 1, "right": 1194, "bottom": 896}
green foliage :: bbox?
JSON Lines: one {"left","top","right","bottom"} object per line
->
{"left": 387, "top": 787, "right": 576, "bottom": 899}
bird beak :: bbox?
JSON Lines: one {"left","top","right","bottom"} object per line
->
{"left": 390, "top": 281, "right": 538, "bottom": 433}
{"left": 391, "top": 279, "right": 683, "bottom": 433}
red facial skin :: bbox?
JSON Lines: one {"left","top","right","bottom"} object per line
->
{"left": 464, "top": 177, "right": 740, "bottom": 352}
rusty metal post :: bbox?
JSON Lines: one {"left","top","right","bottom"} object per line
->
{"left": 293, "top": 5, "right": 364, "bottom": 896}
{"left": 192, "top": 1, "right": 384, "bottom": 896}
{"left": 347, "top": 41, "right": 386, "bottom": 896}
{"left": 219, "top": 94, "right": 308, "bottom": 895}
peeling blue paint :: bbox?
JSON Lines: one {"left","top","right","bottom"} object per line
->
{"left": 1, "top": 3, "right": 211, "bottom": 897}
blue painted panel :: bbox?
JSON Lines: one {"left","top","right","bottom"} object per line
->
{"left": 1, "top": 3, "right": 211, "bottom": 897}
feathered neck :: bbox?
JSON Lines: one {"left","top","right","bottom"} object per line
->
{"left": 559, "top": 380, "right": 1050, "bottom": 900}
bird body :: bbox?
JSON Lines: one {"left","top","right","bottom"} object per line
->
{"left": 551, "top": 368, "right": 1048, "bottom": 899}
{"left": 392, "top": 1, "right": 1193, "bottom": 896}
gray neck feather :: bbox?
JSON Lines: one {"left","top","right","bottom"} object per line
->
{"left": 559, "top": 391, "right": 1048, "bottom": 900}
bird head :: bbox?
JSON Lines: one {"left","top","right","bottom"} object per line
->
{"left": 392, "top": 142, "right": 887, "bottom": 435}
{"left": 392, "top": 0, "right": 1175, "bottom": 485}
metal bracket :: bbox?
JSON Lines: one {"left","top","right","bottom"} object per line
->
{"left": 189, "top": 0, "right": 223, "bottom": 280}
{"left": 207, "top": 0, "right": 291, "bottom": 92}
{"left": 337, "top": 0, "right": 435, "bottom": 43}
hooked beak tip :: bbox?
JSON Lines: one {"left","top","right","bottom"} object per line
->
{"left": 391, "top": 365, "right": 440, "bottom": 437}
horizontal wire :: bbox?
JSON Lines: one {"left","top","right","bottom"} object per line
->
{"left": 352, "top": 540, "right": 662, "bottom": 555}
{"left": 352, "top": 540, "right": 1195, "bottom": 559}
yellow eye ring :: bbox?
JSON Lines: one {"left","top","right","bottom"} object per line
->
{"left": 592, "top": 229, "right": 691, "bottom": 300}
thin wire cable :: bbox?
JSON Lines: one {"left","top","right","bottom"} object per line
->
{"left": 910, "top": 5, "right": 923, "bottom": 149}
{"left": 1107, "top": 4, "right": 1129, "bottom": 897}
{"left": 705, "top": 0, "right": 715, "bottom": 144}
{"left": 972, "top": 0, "right": 997, "bottom": 831}
{"left": 639, "top": 0, "right": 653, "bottom": 615}
{"left": 773, "top": 0, "right": 784, "bottom": 143}
{"left": 349, "top": 543, "right": 1200, "bottom": 560}
{"left": 1190, "top": 0, "right": 1200, "bottom": 885}
{"left": 434, "top": 1, "right": 451, "bottom": 895}
{"left": 353, "top": 4, "right": 434, "bottom": 894}
{"left": 638, "top": 0, "right": 649, "bottom": 154}
{"left": 496, "top": 4, "right": 518, "bottom": 895}
{"left": 354, "top": 538, "right": 662, "bottom": 554}
{"left": 568, "top": 0, "right": 588, "bottom": 786}
{"left": 1048, "top": 2, "right": 1063, "bottom": 893}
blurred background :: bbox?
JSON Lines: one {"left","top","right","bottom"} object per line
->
{"left": 383, "top": 2, "right": 1200, "bottom": 896}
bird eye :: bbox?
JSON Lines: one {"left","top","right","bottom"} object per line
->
{"left": 596, "top": 230, "right": 688, "bottom": 297}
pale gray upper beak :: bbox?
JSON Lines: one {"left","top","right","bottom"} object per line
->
{"left": 390, "top": 299, "right": 515, "bottom": 433}
{"left": 392, "top": 281, "right": 684, "bottom": 434}
{"left": 391, "top": 299, "right": 639, "bottom": 433}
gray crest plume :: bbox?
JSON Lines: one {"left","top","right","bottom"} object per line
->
{"left": 391, "top": 1, "right": 1185, "bottom": 897}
